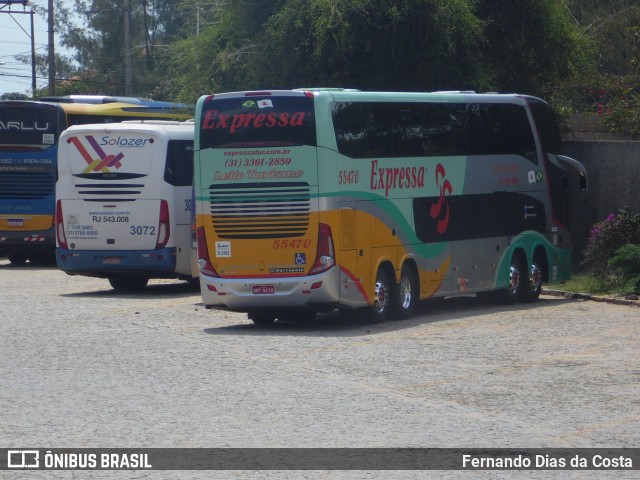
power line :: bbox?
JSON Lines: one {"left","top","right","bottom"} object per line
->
{"left": 0, "top": 2, "right": 37, "bottom": 93}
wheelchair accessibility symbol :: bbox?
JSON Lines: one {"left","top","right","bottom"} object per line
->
{"left": 295, "top": 253, "right": 306, "bottom": 265}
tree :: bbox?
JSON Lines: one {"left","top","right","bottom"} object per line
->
{"left": 158, "top": 0, "right": 285, "bottom": 102}
{"left": 50, "top": 0, "right": 190, "bottom": 97}
{"left": 34, "top": 0, "right": 594, "bottom": 106}
{"left": 259, "top": 0, "right": 488, "bottom": 91}
{"left": 570, "top": 0, "right": 640, "bottom": 76}
{"left": 161, "top": 0, "right": 490, "bottom": 101}
{"left": 474, "top": 0, "right": 589, "bottom": 97}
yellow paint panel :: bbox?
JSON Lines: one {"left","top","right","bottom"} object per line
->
{"left": 419, "top": 255, "right": 451, "bottom": 297}
{"left": 0, "top": 215, "right": 53, "bottom": 231}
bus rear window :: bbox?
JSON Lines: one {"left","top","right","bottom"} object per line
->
{"left": 0, "top": 103, "right": 63, "bottom": 147}
{"left": 199, "top": 95, "right": 316, "bottom": 149}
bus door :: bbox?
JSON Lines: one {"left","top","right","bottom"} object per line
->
{"left": 164, "top": 139, "right": 194, "bottom": 276}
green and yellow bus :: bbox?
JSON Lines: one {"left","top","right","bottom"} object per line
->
{"left": 0, "top": 96, "right": 191, "bottom": 264}
{"left": 194, "top": 90, "right": 587, "bottom": 324}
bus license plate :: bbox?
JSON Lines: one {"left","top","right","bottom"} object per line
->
{"left": 7, "top": 219, "right": 24, "bottom": 227}
{"left": 252, "top": 285, "right": 275, "bottom": 295}
{"left": 102, "top": 257, "right": 122, "bottom": 265}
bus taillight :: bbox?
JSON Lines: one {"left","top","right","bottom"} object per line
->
{"left": 155, "top": 200, "right": 171, "bottom": 249}
{"left": 56, "top": 200, "right": 68, "bottom": 250}
{"left": 309, "top": 223, "right": 335, "bottom": 275}
{"left": 196, "top": 226, "right": 219, "bottom": 277}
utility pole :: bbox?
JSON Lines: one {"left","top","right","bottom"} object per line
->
{"left": 47, "top": 0, "right": 55, "bottom": 95}
{"left": 123, "top": 0, "right": 132, "bottom": 96}
{"left": 30, "top": 7, "right": 35, "bottom": 93}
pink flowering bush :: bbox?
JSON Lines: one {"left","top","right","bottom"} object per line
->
{"left": 581, "top": 207, "right": 640, "bottom": 280}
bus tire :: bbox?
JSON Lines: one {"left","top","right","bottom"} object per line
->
{"left": 108, "top": 276, "right": 149, "bottom": 291}
{"left": 500, "top": 254, "right": 526, "bottom": 305}
{"left": 248, "top": 312, "right": 276, "bottom": 325}
{"left": 8, "top": 255, "right": 28, "bottom": 265}
{"left": 29, "top": 253, "right": 56, "bottom": 266}
{"left": 395, "top": 263, "right": 418, "bottom": 319}
{"left": 278, "top": 309, "right": 316, "bottom": 322}
{"left": 369, "top": 265, "right": 396, "bottom": 323}
{"left": 524, "top": 252, "right": 545, "bottom": 302}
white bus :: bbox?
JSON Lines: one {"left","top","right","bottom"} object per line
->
{"left": 56, "top": 120, "right": 196, "bottom": 290}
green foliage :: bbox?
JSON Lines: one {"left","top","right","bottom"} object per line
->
{"left": 258, "top": 0, "right": 488, "bottom": 91}
{"left": 159, "top": 0, "right": 588, "bottom": 100}
{"left": 553, "top": 273, "right": 618, "bottom": 296}
{"left": 608, "top": 244, "right": 640, "bottom": 293}
{"left": 0, "top": 92, "right": 29, "bottom": 100}
{"left": 599, "top": 78, "right": 640, "bottom": 135}
{"left": 582, "top": 207, "right": 640, "bottom": 281}
{"left": 48, "top": 0, "right": 191, "bottom": 97}
{"left": 25, "top": 0, "right": 622, "bottom": 103}
{"left": 549, "top": 2, "right": 640, "bottom": 134}
{"left": 474, "top": 0, "right": 588, "bottom": 97}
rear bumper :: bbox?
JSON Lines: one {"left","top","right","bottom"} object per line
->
{"left": 200, "top": 266, "right": 340, "bottom": 312}
{"left": 56, "top": 247, "right": 177, "bottom": 276}
{"left": 0, "top": 228, "right": 54, "bottom": 256}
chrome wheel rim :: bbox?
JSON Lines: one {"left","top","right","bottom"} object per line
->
{"left": 530, "top": 263, "right": 542, "bottom": 293}
{"left": 399, "top": 274, "right": 413, "bottom": 310}
{"left": 508, "top": 265, "right": 521, "bottom": 296}
{"left": 374, "top": 279, "right": 389, "bottom": 314}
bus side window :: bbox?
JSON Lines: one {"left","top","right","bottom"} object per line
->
{"left": 164, "top": 140, "right": 194, "bottom": 187}
{"left": 465, "top": 104, "right": 537, "bottom": 162}
{"left": 502, "top": 105, "right": 537, "bottom": 162}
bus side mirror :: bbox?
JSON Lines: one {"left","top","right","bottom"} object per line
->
{"left": 579, "top": 174, "right": 587, "bottom": 195}
{"left": 556, "top": 155, "right": 588, "bottom": 196}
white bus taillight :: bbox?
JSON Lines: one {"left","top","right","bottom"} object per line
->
{"left": 309, "top": 223, "right": 335, "bottom": 275}
{"left": 56, "top": 200, "right": 68, "bottom": 250}
{"left": 196, "top": 226, "right": 219, "bottom": 277}
{"left": 155, "top": 200, "right": 171, "bottom": 249}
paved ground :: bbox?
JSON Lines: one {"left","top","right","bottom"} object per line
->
{"left": 1, "top": 259, "right": 639, "bottom": 479}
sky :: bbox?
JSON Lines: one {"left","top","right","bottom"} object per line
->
{"left": 0, "top": 0, "right": 72, "bottom": 97}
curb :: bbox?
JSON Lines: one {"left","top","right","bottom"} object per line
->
{"left": 543, "top": 288, "right": 640, "bottom": 308}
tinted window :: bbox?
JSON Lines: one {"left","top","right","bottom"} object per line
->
{"left": 0, "top": 103, "right": 63, "bottom": 148}
{"left": 332, "top": 102, "right": 537, "bottom": 162}
{"left": 164, "top": 140, "right": 194, "bottom": 186}
{"left": 414, "top": 193, "right": 546, "bottom": 242}
{"left": 67, "top": 114, "right": 176, "bottom": 125}
{"left": 199, "top": 95, "right": 316, "bottom": 149}
{"left": 528, "top": 99, "right": 562, "bottom": 154}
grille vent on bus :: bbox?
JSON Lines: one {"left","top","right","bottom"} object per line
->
{"left": 209, "top": 182, "right": 311, "bottom": 239}
{"left": 75, "top": 183, "right": 144, "bottom": 202}
{"left": 0, "top": 172, "right": 55, "bottom": 200}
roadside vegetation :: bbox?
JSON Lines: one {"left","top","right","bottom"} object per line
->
{"left": 1, "top": 1, "right": 637, "bottom": 135}
{"left": 553, "top": 207, "right": 640, "bottom": 297}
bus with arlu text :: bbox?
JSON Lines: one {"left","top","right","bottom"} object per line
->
{"left": 0, "top": 96, "right": 191, "bottom": 265}
{"left": 55, "top": 120, "right": 196, "bottom": 290}
{"left": 194, "top": 90, "right": 587, "bottom": 324}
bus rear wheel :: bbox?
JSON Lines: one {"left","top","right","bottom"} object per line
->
{"left": 369, "top": 266, "right": 396, "bottom": 323}
{"left": 395, "top": 264, "right": 418, "bottom": 319}
{"left": 8, "top": 255, "right": 27, "bottom": 265}
{"left": 277, "top": 309, "right": 316, "bottom": 322}
{"left": 524, "top": 253, "right": 545, "bottom": 302}
{"left": 248, "top": 312, "right": 276, "bottom": 325}
{"left": 108, "top": 276, "right": 149, "bottom": 291}
{"left": 500, "top": 255, "right": 526, "bottom": 305}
